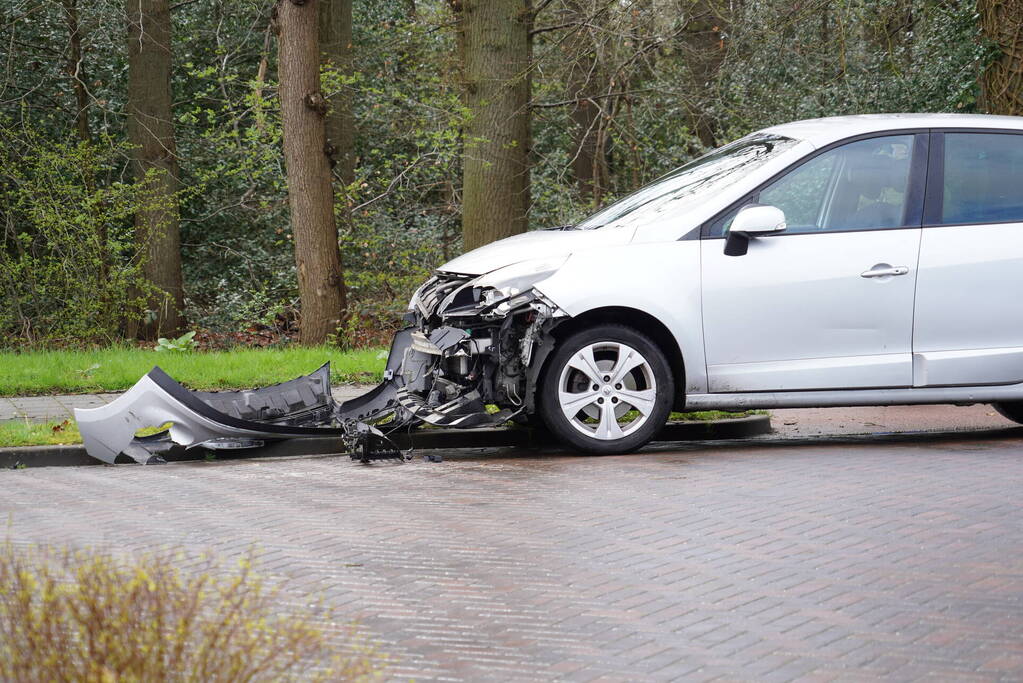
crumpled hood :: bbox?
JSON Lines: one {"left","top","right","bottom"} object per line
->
{"left": 439, "top": 224, "right": 636, "bottom": 276}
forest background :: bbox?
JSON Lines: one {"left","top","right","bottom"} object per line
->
{"left": 1, "top": 0, "right": 1020, "bottom": 350}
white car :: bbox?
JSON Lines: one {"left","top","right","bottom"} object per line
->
{"left": 401, "top": 113, "right": 1023, "bottom": 453}
{"left": 75, "top": 113, "right": 1023, "bottom": 463}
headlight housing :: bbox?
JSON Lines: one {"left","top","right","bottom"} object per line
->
{"left": 475, "top": 255, "right": 568, "bottom": 306}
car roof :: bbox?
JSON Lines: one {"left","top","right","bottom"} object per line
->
{"left": 761, "top": 113, "right": 1023, "bottom": 148}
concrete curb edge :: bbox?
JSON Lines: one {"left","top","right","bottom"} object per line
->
{"left": 0, "top": 415, "right": 771, "bottom": 468}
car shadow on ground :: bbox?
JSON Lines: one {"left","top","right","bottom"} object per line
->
{"left": 291, "top": 424, "right": 1023, "bottom": 468}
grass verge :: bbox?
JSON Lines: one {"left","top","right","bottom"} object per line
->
{"left": 0, "top": 420, "right": 81, "bottom": 447}
{"left": 0, "top": 346, "right": 387, "bottom": 397}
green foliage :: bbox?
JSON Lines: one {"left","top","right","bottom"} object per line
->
{"left": 0, "top": 0, "right": 995, "bottom": 348}
{"left": 0, "top": 540, "right": 384, "bottom": 681}
{"left": 0, "top": 121, "right": 157, "bottom": 346}
{"left": 712, "top": 0, "right": 988, "bottom": 137}
{"left": 154, "top": 331, "right": 198, "bottom": 352}
{"left": 169, "top": 1, "right": 465, "bottom": 335}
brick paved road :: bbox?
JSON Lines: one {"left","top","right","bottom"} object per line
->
{"left": 2, "top": 430, "right": 1023, "bottom": 681}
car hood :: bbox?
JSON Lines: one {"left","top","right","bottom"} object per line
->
{"left": 438, "top": 225, "right": 636, "bottom": 276}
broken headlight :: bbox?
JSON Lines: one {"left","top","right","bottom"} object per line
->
{"left": 474, "top": 256, "right": 568, "bottom": 307}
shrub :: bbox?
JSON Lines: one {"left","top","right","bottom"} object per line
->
{"left": 0, "top": 540, "right": 383, "bottom": 681}
{"left": 0, "top": 122, "right": 156, "bottom": 347}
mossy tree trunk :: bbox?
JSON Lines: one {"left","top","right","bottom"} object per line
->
{"left": 455, "top": 0, "right": 532, "bottom": 252}
{"left": 278, "top": 0, "right": 347, "bottom": 345}
{"left": 126, "top": 0, "right": 184, "bottom": 338}
{"left": 318, "top": 0, "right": 356, "bottom": 188}
{"left": 978, "top": 0, "right": 1023, "bottom": 115}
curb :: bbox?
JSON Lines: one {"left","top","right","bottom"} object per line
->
{"left": 0, "top": 415, "right": 771, "bottom": 469}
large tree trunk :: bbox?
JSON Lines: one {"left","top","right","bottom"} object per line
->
{"left": 456, "top": 0, "right": 532, "bottom": 252}
{"left": 563, "top": 0, "right": 607, "bottom": 206}
{"left": 978, "top": 0, "right": 1023, "bottom": 115}
{"left": 126, "top": 0, "right": 184, "bottom": 338}
{"left": 278, "top": 0, "right": 347, "bottom": 345}
{"left": 680, "top": 1, "right": 726, "bottom": 150}
{"left": 318, "top": 0, "right": 355, "bottom": 188}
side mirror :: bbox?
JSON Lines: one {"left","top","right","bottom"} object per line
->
{"left": 724, "top": 205, "right": 787, "bottom": 257}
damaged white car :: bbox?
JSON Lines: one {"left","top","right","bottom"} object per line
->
{"left": 77, "top": 113, "right": 1023, "bottom": 462}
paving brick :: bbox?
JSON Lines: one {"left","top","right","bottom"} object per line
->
{"left": 2, "top": 432, "right": 1023, "bottom": 679}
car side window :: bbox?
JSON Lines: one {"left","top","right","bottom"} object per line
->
{"left": 942, "top": 133, "right": 1023, "bottom": 225}
{"left": 707, "top": 135, "right": 915, "bottom": 236}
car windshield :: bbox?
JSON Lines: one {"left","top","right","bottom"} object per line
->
{"left": 574, "top": 134, "right": 798, "bottom": 230}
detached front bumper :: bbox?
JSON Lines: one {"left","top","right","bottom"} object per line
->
{"left": 75, "top": 331, "right": 416, "bottom": 464}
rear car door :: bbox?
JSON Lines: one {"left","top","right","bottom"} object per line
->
{"left": 701, "top": 133, "right": 927, "bottom": 392}
{"left": 912, "top": 130, "right": 1023, "bottom": 387}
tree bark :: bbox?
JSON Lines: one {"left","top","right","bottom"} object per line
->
{"left": 318, "top": 0, "right": 355, "bottom": 187}
{"left": 680, "top": 1, "right": 726, "bottom": 150}
{"left": 563, "top": 0, "right": 606, "bottom": 205}
{"left": 63, "top": 0, "right": 91, "bottom": 144}
{"left": 456, "top": 0, "right": 532, "bottom": 252}
{"left": 126, "top": 0, "right": 184, "bottom": 338}
{"left": 278, "top": 0, "right": 347, "bottom": 345}
{"left": 978, "top": 0, "right": 1023, "bottom": 116}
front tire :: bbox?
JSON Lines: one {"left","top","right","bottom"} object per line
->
{"left": 993, "top": 401, "right": 1023, "bottom": 425}
{"left": 539, "top": 324, "right": 674, "bottom": 454}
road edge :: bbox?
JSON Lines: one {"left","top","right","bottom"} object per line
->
{"left": 0, "top": 415, "right": 771, "bottom": 468}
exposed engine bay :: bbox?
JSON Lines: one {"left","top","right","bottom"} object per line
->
{"left": 74, "top": 272, "right": 568, "bottom": 465}
{"left": 395, "top": 271, "right": 568, "bottom": 428}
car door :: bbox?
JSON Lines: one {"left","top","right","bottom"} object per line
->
{"left": 912, "top": 130, "right": 1023, "bottom": 387}
{"left": 700, "top": 133, "right": 927, "bottom": 393}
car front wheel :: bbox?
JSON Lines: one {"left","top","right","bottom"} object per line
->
{"left": 539, "top": 324, "right": 674, "bottom": 454}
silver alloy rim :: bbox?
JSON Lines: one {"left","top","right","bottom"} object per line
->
{"left": 557, "top": 341, "right": 657, "bottom": 441}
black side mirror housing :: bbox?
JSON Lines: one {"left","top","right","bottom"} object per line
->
{"left": 724, "top": 232, "right": 750, "bottom": 257}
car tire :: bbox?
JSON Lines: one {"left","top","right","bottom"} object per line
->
{"left": 993, "top": 401, "right": 1023, "bottom": 425}
{"left": 538, "top": 324, "right": 675, "bottom": 454}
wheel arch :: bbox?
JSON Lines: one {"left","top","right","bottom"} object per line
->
{"left": 539, "top": 306, "right": 686, "bottom": 411}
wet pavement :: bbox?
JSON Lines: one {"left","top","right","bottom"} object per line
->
{"left": 1, "top": 407, "right": 1022, "bottom": 681}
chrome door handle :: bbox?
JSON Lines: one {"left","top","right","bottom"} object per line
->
{"left": 860, "top": 265, "right": 909, "bottom": 278}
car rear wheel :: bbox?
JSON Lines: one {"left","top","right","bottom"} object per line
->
{"left": 993, "top": 401, "right": 1023, "bottom": 425}
{"left": 539, "top": 324, "right": 674, "bottom": 454}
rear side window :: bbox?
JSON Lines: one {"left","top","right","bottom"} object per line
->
{"left": 942, "top": 133, "right": 1023, "bottom": 225}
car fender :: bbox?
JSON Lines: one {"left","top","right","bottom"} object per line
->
{"left": 534, "top": 240, "right": 708, "bottom": 395}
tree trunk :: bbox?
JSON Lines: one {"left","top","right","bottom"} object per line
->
{"left": 978, "top": 0, "right": 1023, "bottom": 115}
{"left": 563, "top": 1, "right": 606, "bottom": 205}
{"left": 681, "top": 1, "right": 726, "bottom": 150}
{"left": 126, "top": 0, "right": 184, "bottom": 338}
{"left": 63, "top": 0, "right": 91, "bottom": 144}
{"left": 278, "top": 0, "right": 347, "bottom": 345}
{"left": 318, "top": 0, "right": 355, "bottom": 187}
{"left": 456, "top": 0, "right": 532, "bottom": 252}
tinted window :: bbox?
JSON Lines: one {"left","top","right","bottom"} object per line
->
{"left": 708, "top": 135, "right": 915, "bottom": 236}
{"left": 942, "top": 133, "right": 1023, "bottom": 225}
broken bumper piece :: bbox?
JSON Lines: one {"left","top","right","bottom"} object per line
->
{"left": 75, "top": 330, "right": 417, "bottom": 465}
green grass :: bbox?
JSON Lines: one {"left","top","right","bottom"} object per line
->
{"left": 0, "top": 420, "right": 81, "bottom": 447}
{"left": 0, "top": 346, "right": 388, "bottom": 397}
{"left": 668, "top": 410, "right": 764, "bottom": 421}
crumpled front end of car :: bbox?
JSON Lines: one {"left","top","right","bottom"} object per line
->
{"left": 394, "top": 268, "right": 569, "bottom": 428}
{"left": 74, "top": 267, "right": 570, "bottom": 464}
